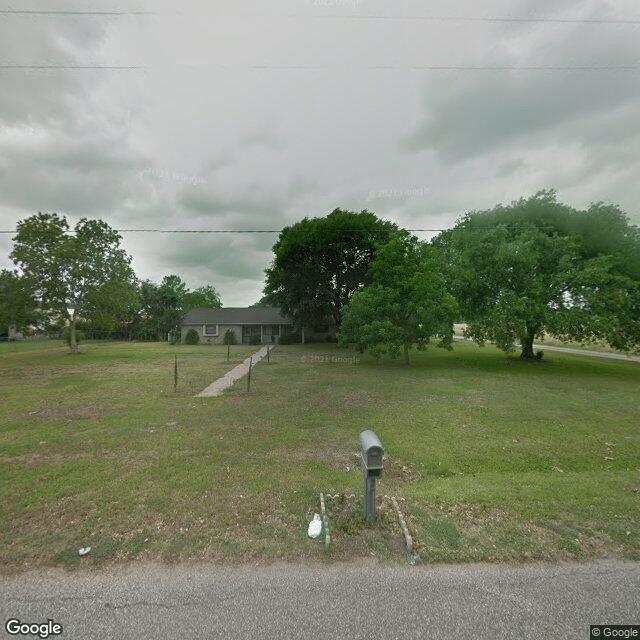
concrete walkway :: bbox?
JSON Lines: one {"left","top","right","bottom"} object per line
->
{"left": 197, "top": 344, "right": 272, "bottom": 397}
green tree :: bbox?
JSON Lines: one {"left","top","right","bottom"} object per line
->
{"left": 182, "top": 285, "right": 222, "bottom": 311}
{"left": 250, "top": 294, "right": 275, "bottom": 308}
{"left": 10, "top": 213, "right": 137, "bottom": 353}
{"left": 136, "top": 275, "right": 187, "bottom": 341}
{"left": 263, "top": 208, "right": 398, "bottom": 330}
{"left": 0, "top": 269, "right": 37, "bottom": 335}
{"left": 434, "top": 190, "right": 640, "bottom": 358}
{"left": 339, "top": 232, "right": 458, "bottom": 363}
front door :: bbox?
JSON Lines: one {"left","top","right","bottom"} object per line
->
{"left": 242, "top": 325, "right": 261, "bottom": 344}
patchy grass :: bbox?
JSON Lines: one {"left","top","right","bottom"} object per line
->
{"left": 0, "top": 338, "right": 638, "bottom": 572}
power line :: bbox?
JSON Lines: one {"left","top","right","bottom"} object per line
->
{"left": 1, "top": 10, "right": 639, "bottom": 24}
{"left": 0, "top": 10, "right": 155, "bottom": 15}
{"left": 1, "top": 63, "right": 638, "bottom": 71}
{"left": 0, "top": 65, "right": 146, "bottom": 69}
{"left": 0, "top": 227, "right": 563, "bottom": 235}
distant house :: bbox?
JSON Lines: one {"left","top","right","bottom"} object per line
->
{"left": 181, "top": 307, "right": 297, "bottom": 345}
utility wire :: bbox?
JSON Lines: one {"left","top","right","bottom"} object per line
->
{"left": 1, "top": 10, "right": 639, "bottom": 23}
{"left": 1, "top": 64, "right": 638, "bottom": 71}
{"left": 0, "top": 227, "right": 567, "bottom": 234}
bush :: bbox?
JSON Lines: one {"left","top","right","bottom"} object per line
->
{"left": 169, "top": 327, "right": 181, "bottom": 345}
{"left": 278, "top": 332, "right": 302, "bottom": 345}
{"left": 223, "top": 329, "right": 237, "bottom": 345}
{"left": 185, "top": 328, "right": 199, "bottom": 345}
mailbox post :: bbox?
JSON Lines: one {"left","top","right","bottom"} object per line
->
{"left": 359, "top": 429, "right": 384, "bottom": 522}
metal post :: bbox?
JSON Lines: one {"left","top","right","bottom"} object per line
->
{"left": 174, "top": 354, "right": 178, "bottom": 392}
{"left": 247, "top": 356, "right": 252, "bottom": 392}
{"left": 363, "top": 474, "right": 377, "bottom": 522}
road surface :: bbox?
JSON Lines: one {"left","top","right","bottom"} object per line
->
{"left": 2, "top": 559, "right": 638, "bottom": 639}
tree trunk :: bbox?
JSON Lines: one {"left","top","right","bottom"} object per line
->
{"left": 69, "top": 310, "right": 79, "bottom": 354}
{"left": 403, "top": 343, "right": 410, "bottom": 364}
{"left": 520, "top": 323, "right": 538, "bottom": 360}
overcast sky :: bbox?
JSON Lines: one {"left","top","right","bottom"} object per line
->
{"left": 1, "top": 0, "right": 639, "bottom": 306}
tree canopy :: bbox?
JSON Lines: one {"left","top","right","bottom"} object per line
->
{"left": 183, "top": 285, "right": 222, "bottom": 311}
{"left": 263, "top": 208, "right": 398, "bottom": 330}
{"left": 339, "top": 232, "right": 458, "bottom": 363}
{"left": 10, "top": 212, "right": 137, "bottom": 352}
{"left": 433, "top": 190, "right": 640, "bottom": 358}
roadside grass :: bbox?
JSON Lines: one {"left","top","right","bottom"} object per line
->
{"left": 0, "top": 338, "right": 638, "bottom": 572}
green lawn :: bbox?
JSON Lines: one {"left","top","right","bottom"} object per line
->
{"left": 1, "top": 338, "right": 638, "bottom": 571}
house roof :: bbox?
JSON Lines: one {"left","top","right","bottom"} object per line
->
{"left": 182, "top": 307, "right": 292, "bottom": 326}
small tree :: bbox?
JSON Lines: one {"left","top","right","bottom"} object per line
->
{"left": 0, "top": 269, "right": 37, "bottom": 334}
{"left": 340, "top": 232, "right": 458, "bottom": 363}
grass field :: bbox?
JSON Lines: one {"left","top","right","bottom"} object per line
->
{"left": 1, "top": 338, "right": 638, "bottom": 572}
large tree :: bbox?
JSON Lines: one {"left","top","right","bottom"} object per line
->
{"left": 434, "top": 190, "right": 640, "bottom": 358}
{"left": 339, "top": 232, "right": 458, "bottom": 363}
{"left": 10, "top": 212, "right": 137, "bottom": 353}
{"left": 263, "top": 208, "right": 398, "bottom": 330}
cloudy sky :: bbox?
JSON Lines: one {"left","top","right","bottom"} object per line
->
{"left": 1, "top": 0, "right": 639, "bottom": 306}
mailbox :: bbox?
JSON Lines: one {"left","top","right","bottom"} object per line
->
{"left": 359, "top": 429, "right": 384, "bottom": 476}
{"left": 359, "top": 429, "right": 384, "bottom": 521}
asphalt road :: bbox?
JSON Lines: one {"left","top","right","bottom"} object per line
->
{"left": 2, "top": 559, "right": 638, "bottom": 639}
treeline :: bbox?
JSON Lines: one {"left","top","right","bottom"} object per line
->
{"left": 3, "top": 191, "right": 640, "bottom": 359}
{"left": 263, "top": 191, "right": 640, "bottom": 361}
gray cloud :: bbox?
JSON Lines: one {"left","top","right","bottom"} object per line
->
{"left": 1, "top": 0, "right": 638, "bottom": 307}
{"left": 402, "top": 11, "right": 640, "bottom": 161}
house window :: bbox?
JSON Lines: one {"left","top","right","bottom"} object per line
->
{"left": 204, "top": 324, "right": 219, "bottom": 336}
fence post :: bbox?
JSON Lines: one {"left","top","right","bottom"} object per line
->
{"left": 247, "top": 356, "right": 252, "bottom": 392}
{"left": 174, "top": 354, "right": 178, "bottom": 392}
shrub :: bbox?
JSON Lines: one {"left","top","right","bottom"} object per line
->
{"left": 278, "top": 332, "right": 302, "bottom": 345}
{"left": 169, "top": 327, "right": 181, "bottom": 345}
{"left": 185, "top": 328, "right": 200, "bottom": 345}
{"left": 223, "top": 329, "right": 237, "bottom": 345}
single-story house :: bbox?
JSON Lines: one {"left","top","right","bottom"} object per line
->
{"left": 181, "top": 307, "right": 297, "bottom": 345}
{"left": 181, "top": 307, "right": 335, "bottom": 345}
